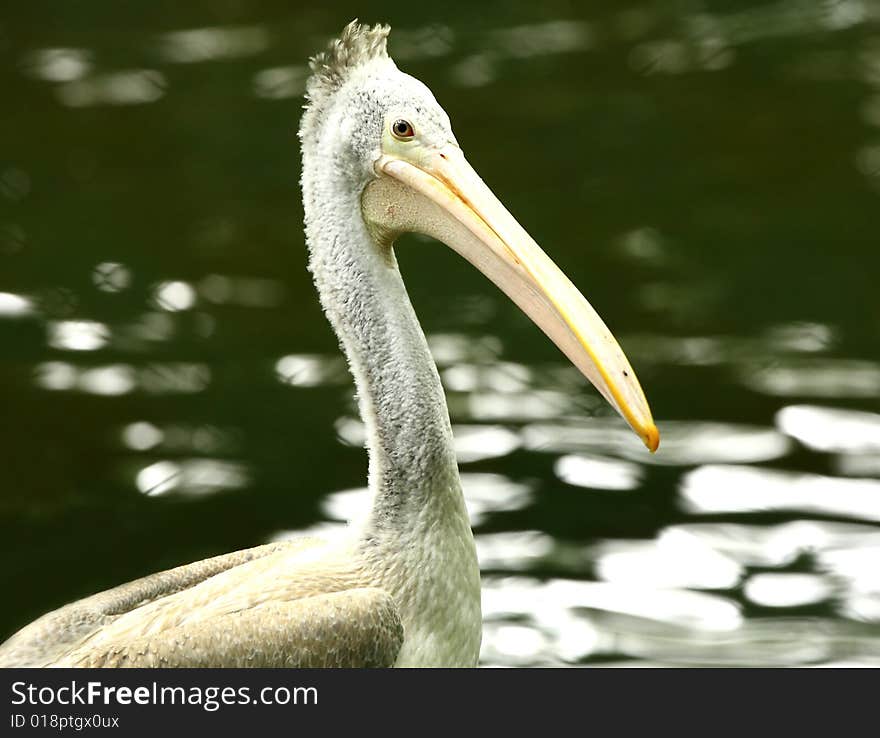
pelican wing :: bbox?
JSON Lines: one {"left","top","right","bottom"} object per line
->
{"left": 0, "top": 539, "right": 322, "bottom": 667}
{"left": 65, "top": 588, "right": 403, "bottom": 668}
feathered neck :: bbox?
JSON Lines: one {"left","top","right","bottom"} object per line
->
{"left": 299, "top": 107, "right": 462, "bottom": 537}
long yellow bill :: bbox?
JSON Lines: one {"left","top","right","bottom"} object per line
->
{"left": 364, "top": 144, "right": 659, "bottom": 452}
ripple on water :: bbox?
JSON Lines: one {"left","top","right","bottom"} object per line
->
{"left": 441, "top": 362, "right": 532, "bottom": 393}
{"left": 743, "top": 573, "right": 834, "bottom": 608}
{"left": 321, "top": 473, "right": 533, "bottom": 528}
{"left": 592, "top": 528, "right": 742, "bottom": 590}
{"left": 836, "top": 454, "right": 880, "bottom": 478}
{"left": 777, "top": 404, "right": 880, "bottom": 478}
{"left": 476, "top": 530, "right": 601, "bottom": 574}
{"left": 462, "top": 474, "right": 535, "bottom": 525}
{"left": 483, "top": 576, "right": 741, "bottom": 631}
{"left": 0, "top": 292, "right": 35, "bottom": 317}
{"left": 475, "top": 531, "right": 556, "bottom": 572}
{"left": 121, "top": 421, "right": 236, "bottom": 455}
{"left": 21, "top": 47, "right": 92, "bottom": 82}
{"left": 427, "top": 333, "right": 502, "bottom": 366}
{"left": 156, "top": 26, "right": 269, "bottom": 64}
{"left": 467, "top": 390, "right": 596, "bottom": 422}
{"left": 554, "top": 454, "right": 642, "bottom": 490}
{"left": 319, "top": 487, "right": 370, "bottom": 525}
{"left": 198, "top": 274, "right": 285, "bottom": 308}
{"left": 741, "top": 358, "right": 880, "bottom": 398}
{"left": 333, "top": 419, "right": 522, "bottom": 464}
{"left": 776, "top": 404, "right": 880, "bottom": 455}
{"left": 390, "top": 25, "right": 454, "bottom": 61}
{"left": 682, "top": 1, "right": 866, "bottom": 55}
{"left": 481, "top": 575, "right": 744, "bottom": 665}
{"left": 253, "top": 66, "right": 307, "bottom": 100}
{"left": 624, "top": 323, "right": 837, "bottom": 369}
{"left": 77, "top": 365, "right": 136, "bottom": 395}
{"left": 276, "top": 355, "right": 347, "bottom": 387}
{"left": 524, "top": 419, "right": 790, "bottom": 466}
{"left": 152, "top": 281, "right": 197, "bottom": 312}
{"left": 480, "top": 575, "right": 876, "bottom": 666}
{"left": 135, "top": 458, "right": 248, "bottom": 497}
{"left": 817, "top": 545, "right": 880, "bottom": 606}
{"left": 488, "top": 20, "right": 594, "bottom": 58}
{"left": 656, "top": 520, "right": 880, "bottom": 568}
{"left": 268, "top": 522, "right": 345, "bottom": 543}
{"left": 34, "top": 361, "right": 210, "bottom": 395}
{"left": 681, "top": 464, "right": 880, "bottom": 523}
{"left": 123, "top": 312, "right": 175, "bottom": 343}
{"left": 92, "top": 262, "right": 131, "bottom": 293}
{"left": 451, "top": 425, "right": 520, "bottom": 463}
{"left": 47, "top": 320, "right": 109, "bottom": 351}
{"left": 57, "top": 70, "right": 166, "bottom": 107}
{"left": 35, "top": 362, "right": 134, "bottom": 395}
{"left": 122, "top": 421, "right": 164, "bottom": 451}
{"left": 602, "top": 614, "right": 857, "bottom": 666}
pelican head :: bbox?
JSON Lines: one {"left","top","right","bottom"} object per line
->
{"left": 300, "top": 21, "right": 659, "bottom": 451}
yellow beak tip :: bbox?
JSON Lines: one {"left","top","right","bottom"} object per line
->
{"left": 643, "top": 424, "right": 661, "bottom": 453}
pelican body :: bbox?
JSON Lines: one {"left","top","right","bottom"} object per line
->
{"left": 0, "top": 22, "right": 657, "bottom": 668}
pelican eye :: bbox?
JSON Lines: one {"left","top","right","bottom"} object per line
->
{"left": 391, "top": 119, "right": 415, "bottom": 140}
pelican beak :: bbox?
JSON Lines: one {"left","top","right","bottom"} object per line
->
{"left": 365, "top": 144, "right": 659, "bottom": 452}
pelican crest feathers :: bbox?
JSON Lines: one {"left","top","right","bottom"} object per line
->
{"left": 306, "top": 20, "right": 390, "bottom": 102}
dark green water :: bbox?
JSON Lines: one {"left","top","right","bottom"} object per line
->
{"left": 2, "top": 1, "right": 879, "bottom": 666}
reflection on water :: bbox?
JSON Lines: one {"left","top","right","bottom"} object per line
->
{"left": 121, "top": 421, "right": 237, "bottom": 455}
{"left": 136, "top": 459, "right": 249, "bottom": 497}
{"left": 2, "top": 0, "right": 880, "bottom": 668}
{"left": 524, "top": 420, "right": 791, "bottom": 466}
{"left": 157, "top": 26, "right": 269, "bottom": 64}
{"left": 467, "top": 390, "right": 594, "bottom": 422}
{"left": 253, "top": 67, "right": 306, "bottom": 100}
{"left": 22, "top": 48, "right": 92, "bottom": 82}
{"left": 34, "top": 361, "right": 210, "bottom": 395}
{"left": 275, "top": 354, "right": 347, "bottom": 387}
{"left": 122, "top": 421, "right": 164, "bottom": 451}
{"left": 682, "top": 465, "right": 880, "bottom": 522}
{"left": 664, "top": 520, "right": 880, "bottom": 568}
{"left": 555, "top": 454, "right": 642, "bottom": 490}
{"left": 592, "top": 531, "right": 741, "bottom": 590}
{"left": 451, "top": 425, "right": 520, "bottom": 463}
{"left": 198, "top": 274, "right": 286, "bottom": 308}
{"left": 481, "top": 563, "right": 879, "bottom": 665}
{"left": 57, "top": 69, "right": 166, "bottom": 107}
{"left": 92, "top": 263, "right": 131, "bottom": 293}
{"left": 742, "top": 359, "right": 880, "bottom": 398}
{"left": 74, "top": 365, "right": 136, "bottom": 396}
{"left": 153, "top": 281, "right": 197, "bottom": 312}
{"left": 0, "top": 292, "right": 34, "bottom": 317}
{"left": 475, "top": 531, "right": 558, "bottom": 572}
{"left": 320, "top": 473, "right": 534, "bottom": 529}
{"left": 47, "top": 320, "right": 109, "bottom": 351}
{"left": 776, "top": 404, "right": 880, "bottom": 454}
{"left": 481, "top": 576, "right": 749, "bottom": 666}
{"left": 685, "top": 0, "right": 872, "bottom": 47}
{"left": 626, "top": 323, "right": 839, "bottom": 368}
{"left": 489, "top": 20, "right": 594, "bottom": 58}
{"left": 743, "top": 573, "right": 832, "bottom": 608}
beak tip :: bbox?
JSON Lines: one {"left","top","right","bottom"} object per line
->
{"left": 643, "top": 424, "right": 660, "bottom": 453}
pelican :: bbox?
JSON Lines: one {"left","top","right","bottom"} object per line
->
{"left": 0, "top": 21, "right": 658, "bottom": 668}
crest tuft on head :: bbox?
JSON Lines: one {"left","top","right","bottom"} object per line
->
{"left": 306, "top": 20, "right": 391, "bottom": 103}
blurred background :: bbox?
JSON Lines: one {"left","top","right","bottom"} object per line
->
{"left": 1, "top": 0, "right": 879, "bottom": 666}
